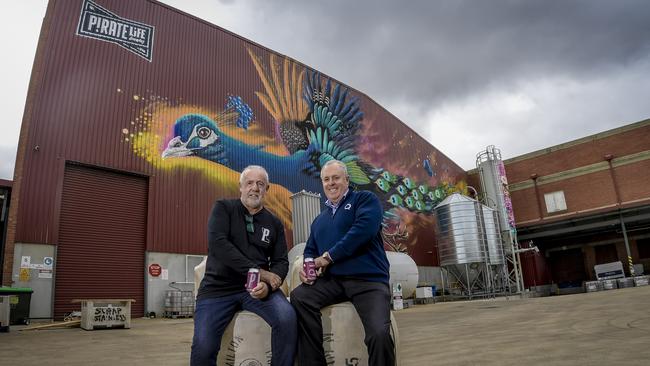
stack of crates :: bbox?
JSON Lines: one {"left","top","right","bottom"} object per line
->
{"left": 584, "top": 281, "right": 603, "bottom": 292}
{"left": 617, "top": 277, "right": 635, "bottom": 288}
{"left": 414, "top": 286, "right": 435, "bottom": 304}
{"left": 163, "top": 289, "right": 195, "bottom": 318}
{"left": 634, "top": 275, "right": 649, "bottom": 286}
{"left": 601, "top": 279, "right": 618, "bottom": 290}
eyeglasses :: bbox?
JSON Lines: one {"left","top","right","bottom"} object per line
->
{"left": 245, "top": 215, "right": 254, "bottom": 233}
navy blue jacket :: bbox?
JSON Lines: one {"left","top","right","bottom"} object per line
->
{"left": 304, "top": 189, "right": 390, "bottom": 284}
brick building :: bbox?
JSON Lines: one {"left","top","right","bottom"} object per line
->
{"left": 471, "top": 119, "right": 650, "bottom": 290}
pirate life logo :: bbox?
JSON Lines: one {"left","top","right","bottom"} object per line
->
{"left": 76, "top": 0, "right": 154, "bottom": 61}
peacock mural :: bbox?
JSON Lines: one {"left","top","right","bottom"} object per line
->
{"left": 126, "top": 49, "right": 467, "bottom": 254}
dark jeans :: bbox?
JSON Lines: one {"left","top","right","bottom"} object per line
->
{"left": 190, "top": 290, "right": 296, "bottom": 366}
{"left": 290, "top": 276, "right": 395, "bottom": 366}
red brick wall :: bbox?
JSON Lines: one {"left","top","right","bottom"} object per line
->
{"left": 615, "top": 159, "right": 650, "bottom": 203}
{"left": 505, "top": 122, "right": 650, "bottom": 183}
{"left": 504, "top": 121, "right": 650, "bottom": 226}
{"left": 510, "top": 188, "right": 541, "bottom": 223}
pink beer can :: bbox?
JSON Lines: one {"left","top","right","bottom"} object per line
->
{"left": 303, "top": 258, "right": 317, "bottom": 281}
{"left": 246, "top": 268, "right": 260, "bottom": 290}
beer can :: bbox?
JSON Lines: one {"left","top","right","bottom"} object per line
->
{"left": 246, "top": 268, "right": 260, "bottom": 290}
{"left": 303, "top": 258, "right": 317, "bottom": 281}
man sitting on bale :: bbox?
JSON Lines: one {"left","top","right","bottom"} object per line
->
{"left": 291, "top": 159, "right": 395, "bottom": 366}
{"left": 191, "top": 165, "right": 296, "bottom": 366}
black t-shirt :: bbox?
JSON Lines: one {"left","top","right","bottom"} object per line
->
{"left": 197, "top": 199, "right": 289, "bottom": 299}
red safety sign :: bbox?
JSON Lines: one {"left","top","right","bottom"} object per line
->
{"left": 148, "top": 263, "right": 162, "bottom": 277}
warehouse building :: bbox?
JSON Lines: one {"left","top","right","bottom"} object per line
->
{"left": 5, "top": 0, "right": 648, "bottom": 322}
{"left": 2, "top": 0, "right": 467, "bottom": 319}
{"left": 470, "top": 119, "right": 650, "bottom": 293}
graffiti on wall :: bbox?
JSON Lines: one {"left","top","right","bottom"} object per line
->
{"left": 122, "top": 49, "right": 467, "bottom": 254}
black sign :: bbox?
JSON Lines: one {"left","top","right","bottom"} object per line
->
{"left": 600, "top": 270, "right": 624, "bottom": 278}
{"left": 76, "top": 0, "right": 154, "bottom": 61}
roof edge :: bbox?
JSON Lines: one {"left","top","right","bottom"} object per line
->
{"left": 504, "top": 118, "right": 650, "bottom": 165}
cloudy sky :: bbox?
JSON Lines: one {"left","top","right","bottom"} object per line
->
{"left": 1, "top": 0, "right": 649, "bottom": 180}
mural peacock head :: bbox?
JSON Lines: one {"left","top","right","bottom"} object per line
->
{"left": 161, "top": 114, "right": 227, "bottom": 164}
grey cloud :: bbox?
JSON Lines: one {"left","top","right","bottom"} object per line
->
{"left": 3, "top": 0, "right": 648, "bottom": 177}
{"left": 163, "top": 0, "right": 650, "bottom": 169}
{"left": 242, "top": 0, "right": 650, "bottom": 107}
{"left": 0, "top": 145, "right": 17, "bottom": 180}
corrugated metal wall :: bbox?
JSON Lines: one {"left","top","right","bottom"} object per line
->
{"left": 55, "top": 164, "right": 146, "bottom": 319}
{"left": 11, "top": 0, "right": 467, "bottom": 267}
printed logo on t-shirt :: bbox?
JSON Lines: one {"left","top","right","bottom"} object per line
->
{"left": 261, "top": 228, "right": 271, "bottom": 243}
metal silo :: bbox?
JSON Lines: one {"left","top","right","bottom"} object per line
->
{"left": 481, "top": 205, "right": 504, "bottom": 265}
{"left": 480, "top": 204, "right": 509, "bottom": 295}
{"left": 476, "top": 146, "right": 514, "bottom": 231}
{"left": 476, "top": 146, "right": 524, "bottom": 294}
{"left": 435, "top": 193, "right": 492, "bottom": 298}
{"left": 435, "top": 193, "right": 486, "bottom": 266}
{"left": 290, "top": 190, "right": 322, "bottom": 246}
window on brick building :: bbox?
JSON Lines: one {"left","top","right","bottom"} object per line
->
{"left": 638, "top": 238, "right": 650, "bottom": 259}
{"left": 544, "top": 191, "right": 567, "bottom": 213}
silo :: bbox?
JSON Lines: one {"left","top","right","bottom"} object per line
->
{"left": 481, "top": 205, "right": 504, "bottom": 265}
{"left": 435, "top": 193, "right": 486, "bottom": 266}
{"left": 476, "top": 145, "right": 524, "bottom": 294}
{"left": 480, "top": 204, "right": 509, "bottom": 294}
{"left": 476, "top": 146, "right": 514, "bottom": 231}
{"left": 290, "top": 190, "right": 322, "bottom": 245}
{"left": 434, "top": 193, "right": 491, "bottom": 297}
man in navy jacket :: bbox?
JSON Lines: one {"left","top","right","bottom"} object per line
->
{"left": 291, "top": 160, "right": 395, "bottom": 366}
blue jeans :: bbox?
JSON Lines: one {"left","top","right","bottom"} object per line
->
{"left": 190, "top": 290, "right": 296, "bottom": 366}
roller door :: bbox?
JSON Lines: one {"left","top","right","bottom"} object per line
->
{"left": 54, "top": 164, "right": 147, "bottom": 319}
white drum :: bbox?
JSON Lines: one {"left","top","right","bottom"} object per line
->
{"left": 386, "top": 251, "right": 419, "bottom": 299}
{"left": 194, "top": 256, "right": 207, "bottom": 296}
{"left": 285, "top": 243, "right": 307, "bottom": 294}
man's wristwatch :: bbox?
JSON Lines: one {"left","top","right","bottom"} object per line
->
{"left": 322, "top": 251, "right": 333, "bottom": 263}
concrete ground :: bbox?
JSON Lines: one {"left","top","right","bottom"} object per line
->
{"left": 1, "top": 285, "right": 649, "bottom": 365}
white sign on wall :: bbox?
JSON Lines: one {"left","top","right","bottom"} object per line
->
{"left": 21, "top": 256, "right": 31, "bottom": 268}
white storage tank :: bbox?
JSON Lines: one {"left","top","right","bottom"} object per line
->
{"left": 285, "top": 242, "right": 306, "bottom": 295}
{"left": 386, "top": 251, "right": 419, "bottom": 300}
{"left": 194, "top": 257, "right": 207, "bottom": 296}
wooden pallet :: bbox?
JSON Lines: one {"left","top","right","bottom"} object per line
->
{"left": 164, "top": 311, "right": 193, "bottom": 319}
{"left": 414, "top": 297, "right": 436, "bottom": 305}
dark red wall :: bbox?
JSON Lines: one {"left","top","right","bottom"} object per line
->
{"left": 7, "top": 0, "right": 466, "bottom": 273}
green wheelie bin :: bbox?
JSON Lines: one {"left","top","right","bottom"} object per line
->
{"left": 0, "top": 287, "right": 33, "bottom": 326}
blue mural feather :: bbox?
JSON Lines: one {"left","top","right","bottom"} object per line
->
{"left": 423, "top": 158, "right": 434, "bottom": 177}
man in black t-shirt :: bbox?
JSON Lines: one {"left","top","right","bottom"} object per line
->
{"left": 191, "top": 165, "right": 296, "bottom": 366}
